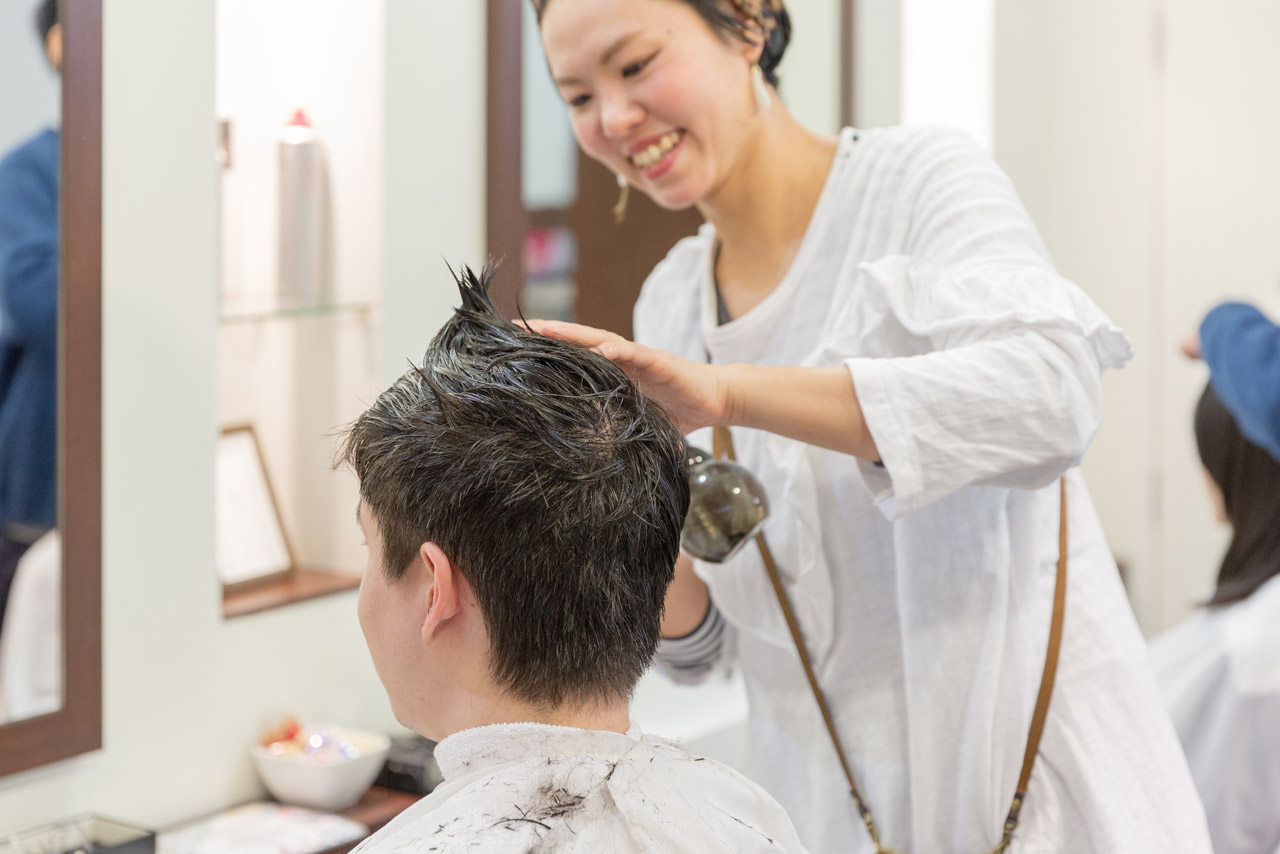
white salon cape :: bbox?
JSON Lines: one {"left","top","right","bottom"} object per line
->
{"left": 0, "top": 531, "right": 61, "bottom": 724}
{"left": 351, "top": 723, "right": 809, "bottom": 853}
{"left": 639, "top": 126, "right": 1212, "bottom": 853}
{"left": 1149, "top": 574, "right": 1280, "bottom": 854}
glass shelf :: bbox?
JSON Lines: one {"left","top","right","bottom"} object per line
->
{"left": 218, "top": 301, "right": 373, "bottom": 326}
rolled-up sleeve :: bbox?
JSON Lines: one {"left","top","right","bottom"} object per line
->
{"left": 836, "top": 129, "right": 1132, "bottom": 517}
{"left": 654, "top": 601, "right": 734, "bottom": 686}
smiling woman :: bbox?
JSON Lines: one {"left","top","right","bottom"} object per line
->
{"left": 537, "top": 0, "right": 795, "bottom": 216}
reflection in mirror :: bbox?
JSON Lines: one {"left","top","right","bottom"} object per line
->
{"left": 0, "top": 0, "right": 63, "bottom": 726}
{"left": 519, "top": 1, "right": 578, "bottom": 323}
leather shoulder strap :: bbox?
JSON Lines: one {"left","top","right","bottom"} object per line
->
{"left": 712, "top": 426, "right": 1068, "bottom": 854}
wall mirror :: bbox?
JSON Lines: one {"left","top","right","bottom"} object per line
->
{"left": 0, "top": 0, "right": 102, "bottom": 776}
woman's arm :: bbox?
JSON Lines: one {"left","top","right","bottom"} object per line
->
{"left": 722, "top": 363, "right": 879, "bottom": 459}
{"left": 655, "top": 554, "right": 731, "bottom": 687}
{"left": 662, "top": 552, "right": 712, "bottom": 639}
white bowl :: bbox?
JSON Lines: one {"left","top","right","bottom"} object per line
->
{"left": 251, "top": 725, "right": 391, "bottom": 811}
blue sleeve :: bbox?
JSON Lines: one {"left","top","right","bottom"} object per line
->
{"left": 1200, "top": 302, "right": 1280, "bottom": 461}
{"left": 0, "top": 149, "right": 59, "bottom": 351}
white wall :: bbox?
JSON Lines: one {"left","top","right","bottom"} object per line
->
{"left": 854, "top": 0, "right": 901, "bottom": 129}
{"left": 779, "top": 0, "right": 843, "bottom": 135}
{"left": 993, "top": 0, "right": 1165, "bottom": 628}
{"left": 0, "top": 0, "right": 59, "bottom": 156}
{"left": 994, "top": 1, "right": 1280, "bottom": 634}
{"left": 902, "top": 0, "right": 994, "bottom": 148}
{"left": 1159, "top": 0, "right": 1280, "bottom": 626}
{"left": 522, "top": 0, "right": 577, "bottom": 211}
{"left": 382, "top": 0, "right": 485, "bottom": 384}
{"left": 0, "top": 0, "right": 484, "bottom": 833}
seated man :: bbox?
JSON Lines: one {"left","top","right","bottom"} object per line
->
{"left": 342, "top": 264, "right": 807, "bottom": 853}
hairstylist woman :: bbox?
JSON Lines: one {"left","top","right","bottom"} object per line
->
{"left": 528, "top": 1, "right": 1211, "bottom": 851}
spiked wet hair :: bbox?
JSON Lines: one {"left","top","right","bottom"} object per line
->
{"left": 340, "top": 262, "right": 690, "bottom": 708}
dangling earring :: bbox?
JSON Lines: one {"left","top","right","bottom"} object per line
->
{"left": 613, "top": 173, "right": 630, "bottom": 224}
{"left": 751, "top": 63, "right": 773, "bottom": 112}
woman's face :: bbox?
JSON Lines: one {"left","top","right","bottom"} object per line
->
{"left": 539, "top": 0, "right": 760, "bottom": 211}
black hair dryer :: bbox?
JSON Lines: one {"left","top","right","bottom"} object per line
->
{"left": 680, "top": 446, "right": 770, "bottom": 563}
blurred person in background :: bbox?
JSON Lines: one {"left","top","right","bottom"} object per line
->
{"left": 1150, "top": 382, "right": 1280, "bottom": 854}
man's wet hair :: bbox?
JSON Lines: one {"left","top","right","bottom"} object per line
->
{"left": 340, "top": 262, "right": 690, "bottom": 708}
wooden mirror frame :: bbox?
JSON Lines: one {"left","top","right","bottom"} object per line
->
{"left": 0, "top": 0, "right": 103, "bottom": 777}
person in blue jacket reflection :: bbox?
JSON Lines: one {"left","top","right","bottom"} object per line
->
{"left": 0, "top": 0, "right": 61, "bottom": 639}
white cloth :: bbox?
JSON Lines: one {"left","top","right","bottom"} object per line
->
{"left": 0, "top": 530, "right": 61, "bottom": 724}
{"left": 351, "top": 722, "right": 809, "bottom": 853}
{"left": 1149, "top": 574, "right": 1280, "bottom": 854}
{"left": 639, "top": 126, "right": 1211, "bottom": 853}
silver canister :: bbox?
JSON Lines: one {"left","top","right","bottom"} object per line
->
{"left": 277, "top": 109, "right": 326, "bottom": 308}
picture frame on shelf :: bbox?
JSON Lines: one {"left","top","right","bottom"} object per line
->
{"left": 216, "top": 425, "right": 294, "bottom": 588}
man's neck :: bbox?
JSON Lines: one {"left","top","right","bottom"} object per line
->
{"left": 436, "top": 686, "right": 631, "bottom": 740}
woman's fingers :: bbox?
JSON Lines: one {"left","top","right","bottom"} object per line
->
{"left": 524, "top": 319, "right": 655, "bottom": 374}
{"left": 525, "top": 319, "right": 621, "bottom": 350}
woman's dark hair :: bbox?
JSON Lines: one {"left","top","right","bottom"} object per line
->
{"left": 532, "top": 0, "right": 792, "bottom": 88}
{"left": 35, "top": 0, "right": 59, "bottom": 45}
{"left": 340, "top": 262, "right": 690, "bottom": 709}
{"left": 1195, "top": 382, "right": 1280, "bottom": 607}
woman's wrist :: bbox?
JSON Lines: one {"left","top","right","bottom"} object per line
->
{"left": 715, "top": 362, "right": 750, "bottom": 428}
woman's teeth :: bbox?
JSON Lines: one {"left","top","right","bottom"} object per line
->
{"left": 631, "top": 132, "right": 682, "bottom": 169}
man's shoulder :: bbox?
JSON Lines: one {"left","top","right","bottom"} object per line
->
{"left": 354, "top": 754, "right": 623, "bottom": 853}
{"left": 356, "top": 737, "right": 808, "bottom": 853}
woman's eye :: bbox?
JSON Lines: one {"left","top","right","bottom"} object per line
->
{"left": 622, "top": 52, "right": 658, "bottom": 78}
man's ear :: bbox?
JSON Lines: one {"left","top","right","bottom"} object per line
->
{"left": 45, "top": 23, "right": 63, "bottom": 72}
{"left": 421, "top": 542, "right": 461, "bottom": 642}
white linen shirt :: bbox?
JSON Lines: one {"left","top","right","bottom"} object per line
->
{"left": 351, "top": 722, "right": 809, "bottom": 853}
{"left": 640, "top": 126, "right": 1211, "bottom": 853}
{"left": 1150, "top": 573, "right": 1280, "bottom": 854}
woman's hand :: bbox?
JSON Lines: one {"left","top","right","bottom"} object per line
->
{"left": 525, "top": 320, "right": 880, "bottom": 459}
{"left": 525, "top": 320, "right": 732, "bottom": 433}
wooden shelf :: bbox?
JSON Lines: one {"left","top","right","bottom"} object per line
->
{"left": 223, "top": 568, "right": 361, "bottom": 619}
